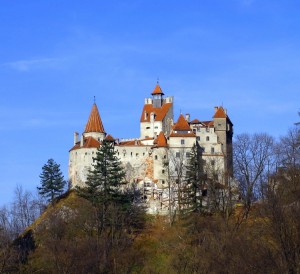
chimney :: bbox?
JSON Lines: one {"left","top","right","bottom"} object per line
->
{"left": 185, "top": 113, "right": 190, "bottom": 122}
{"left": 80, "top": 135, "right": 84, "bottom": 147}
{"left": 74, "top": 132, "right": 79, "bottom": 145}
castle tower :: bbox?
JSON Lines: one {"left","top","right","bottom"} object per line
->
{"left": 68, "top": 102, "right": 106, "bottom": 187}
{"left": 83, "top": 103, "right": 106, "bottom": 141}
{"left": 152, "top": 83, "right": 164, "bottom": 108}
{"left": 140, "top": 83, "right": 174, "bottom": 139}
{"left": 213, "top": 106, "right": 233, "bottom": 178}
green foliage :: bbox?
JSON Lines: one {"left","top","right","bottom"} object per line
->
{"left": 77, "top": 140, "right": 127, "bottom": 208}
{"left": 181, "top": 143, "right": 206, "bottom": 214}
{"left": 37, "top": 159, "right": 66, "bottom": 205}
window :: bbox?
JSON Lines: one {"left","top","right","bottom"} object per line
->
{"left": 155, "top": 155, "right": 158, "bottom": 160}
{"left": 186, "top": 152, "right": 190, "bottom": 158}
{"left": 146, "top": 126, "right": 150, "bottom": 129}
{"left": 202, "top": 189, "right": 208, "bottom": 197}
{"left": 162, "top": 169, "right": 165, "bottom": 174}
{"left": 211, "top": 147, "right": 215, "bottom": 154}
{"left": 193, "top": 129, "right": 196, "bottom": 133}
{"left": 176, "top": 152, "right": 180, "bottom": 158}
{"left": 206, "top": 136, "right": 210, "bottom": 141}
{"left": 163, "top": 155, "right": 167, "bottom": 159}
{"left": 197, "top": 127, "right": 200, "bottom": 132}
{"left": 181, "top": 139, "right": 185, "bottom": 145}
{"left": 136, "top": 153, "right": 139, "bottom": 157}
{"left": 211, "top": 160, "right": 215, "bottom": 166}
{"left": 197, "top": 136, "right": 200, "bottom": 141}
{"left": 162, "top": 180, "right": 165, "bottom": 184}
{"left": 206, "top": 128, "right": 209, "bottom": 132}
{"left": 154, "top": 126, "right": 158, "bottom": 129}
{"left": 143, "top": 152, "right": 145, "bottom": 156}
{"left": 131, "top": 152, "right": 133, "bottom": 156}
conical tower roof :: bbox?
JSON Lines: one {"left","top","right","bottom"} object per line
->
{"left": 151, "top": 83, "right": 164, "bottom": 95}
{"left": 84, "top": 103, "right": 105, "bottom": 133}
{"left": 173, "top": 114, "right": 191, "bottom": 131}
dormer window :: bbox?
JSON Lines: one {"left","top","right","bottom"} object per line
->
{"left": 144, "top": 112, "right": 148, "bottom": 120}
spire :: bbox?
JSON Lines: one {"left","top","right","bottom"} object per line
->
{"left": 151, "top": 83, "right": 164, "bottom": 96}
{"left": 84, "top": 103, "right": 105, "bottom": 133}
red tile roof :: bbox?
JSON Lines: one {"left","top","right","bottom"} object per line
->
{"left": 213, "top": 106, "right": 233, "bottom": 125}
{"left": 105, "top": 134, "right": 115, "bottom": 141}
{"left": 156, "top": 131, "right": 168, "bottom": 147}
{"left": 213, "top": 106, "right": 227, "bottom": 118}
{"left": 84, "top": 103, "right": 105, "bottom": 133}
{"left": 151, "top": 84, "right": 164, "bottom": 95}
{"left": 69, "top": 136, "right": 101, "bottom": 151}
{"left": 173, "top": 114, "right": 192, "bottom": 131}
{"left": 118, "top": 140, "right": 145, "bottom": 146}
{"left": 190, "top": 118, "right": 201, "bottom": 124}
{"left": 169, "top": 132, "right": 196, "bottom": 137}
{"left": 140, "top": 103, "right": 173, "bottom": 122}
{"left": 202, "top": 120, "right": 214, "bottom": 127}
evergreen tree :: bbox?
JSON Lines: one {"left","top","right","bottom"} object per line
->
{"left": 77, "top": 140, "right": 127, "bottom": 208}
{"left": 38, "top": 159, "right": 66, "bottom": 205}
{"left": 183, "top": 143, "right": 206, "bottom": 213}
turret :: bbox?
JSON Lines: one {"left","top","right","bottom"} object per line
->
{"left": 140, "top": 83, "right": 173, "bottom": 138}
{"left": 151, "top": 83, "right": 164, "bottom": 108}
{"left": 213, "top": 106, "right": 233, "bottom": 178}
{"left": 83, "top": 103, "right": 106, "bottom": 141}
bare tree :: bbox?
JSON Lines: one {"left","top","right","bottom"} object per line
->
{"left": 10, "top": 185, "right": 41, "bottom": 236}
{"left": 233, "top": 133, "right": 275, "bottom": 213}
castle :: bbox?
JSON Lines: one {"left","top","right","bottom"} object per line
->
{"left": 69, "top": 83, "right": 233, "bottom": 214}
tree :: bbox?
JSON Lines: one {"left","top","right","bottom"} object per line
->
{"left": 37, "top": 159, "right": 66, "bottom": 205}
{"left": 233, "top": 133, "right": 275, "bottom": 212}
{"left": 183, "top": 143, "right": 206, "bottom": 213}
{"left": 76, "top": 140, "right": 145, "bottom": 273}
{"left": 77, "top": 140, "right": 127, "bottom": 208}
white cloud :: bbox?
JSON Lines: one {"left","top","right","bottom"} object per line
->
{"left": 2, "top": 58, "right": 59, "bottom": 72}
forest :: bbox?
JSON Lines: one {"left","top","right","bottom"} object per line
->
{"left": 0, "top": 125, "right": 299, "bottom": 274}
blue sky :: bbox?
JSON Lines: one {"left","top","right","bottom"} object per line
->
{"left": 0, "top": 0, "right": 299, "bottom": 206}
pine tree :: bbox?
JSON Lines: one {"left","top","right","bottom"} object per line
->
{"left": 76, "top": 140, "right": 127, "bottom": 208}
{"left": 38, "top": 159, "right": 66, "bottom": 205}
{"left": 183, "top": 143, "right": 206, "bottom": 213}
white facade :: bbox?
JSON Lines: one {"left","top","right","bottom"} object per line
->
{"left": 69, "top": 84, "right": 233, "bottom": 214}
